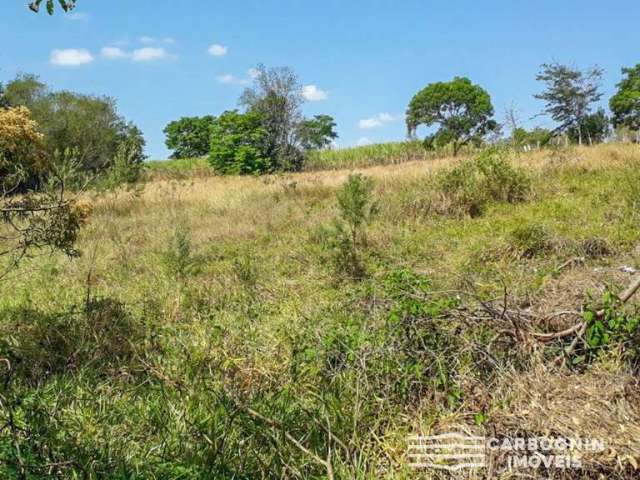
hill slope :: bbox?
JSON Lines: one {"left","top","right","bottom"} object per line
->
{"left": 1, "top": 144, "right": 639, "bottom": 478}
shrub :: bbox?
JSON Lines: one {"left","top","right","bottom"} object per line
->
{"left": 162, "top": 225, "right": 199, "bottom": 279}
{"left": 579, "top": 291, "right": 640, "bottom": 367}
{"left": 436, "top": 148, "right": 531, "bottom": 216}
{"left": 0, "top": 106, "right": 47, "bottom": 188}
{"left": 326, "top": 174, "right": 378, "bottom": 279}
{"left": 508, "top": 223, "right": 554, "bottom": 258}
{"left": 208, "top": 111, "right": 270, "bottom": 175}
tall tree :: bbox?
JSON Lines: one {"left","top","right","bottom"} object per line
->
{"left": 164, "top": 116, "right": 216, "bottom": 159}
{"left": 406, "top": 77, "right": 497, "bottom": 156}
{"left": 239, "top": 65, "right": 305, "bottom": 170}
{"left": 297, "top": 115, "right": 338, "bottom": 150}
{"left": 534, "top": 63, "right": 603, "bottom": 145}
{"left": 610, "top": 64, "right": 640, "bottom": 141}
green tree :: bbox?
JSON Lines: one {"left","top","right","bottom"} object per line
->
{"left": 610, "top": 64, "right": 640, "bottom": 141}
{"left": 568, "top": 108, "right": 610, "bottom": 145}
{"left": 4, "top": 74, "right": 145, "bottom": 176}
{"left": 512, "top": 127, "right": 553, "bottom": 150}
{"left": 240, "top": 65, "right": 305, "bottom": 170}
{"left": 297, "top": 115, "right": 338, "bottom": 150}
{"left": 208, "top": 111, "right": 269, "bottom": 175}
{"left": 0, "top": 107, "right": 86, "bottom": 278}
{"left": 164, "top": 116, "right": 216, "bottom": 159}
{"left": 534, "top": 63, "right": 603, "bottom": 145}
{"left": 406, "top": 77, "right": 497, "bottom": 156}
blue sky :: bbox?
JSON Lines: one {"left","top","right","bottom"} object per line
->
{"left": 1, "top": 0, "right": 639, "bottom": 159}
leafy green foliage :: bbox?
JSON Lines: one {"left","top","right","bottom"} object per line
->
{"left": 535, "top": 63, "right": 604, "bottom": 144}
{"left": 508, "top": 223, "right": 554, "bottom": 258}
{"left": 580, "top": 291, "right": 640, "bottom": 365}
{"left": 4, "top": 74, "right": 145, "bottom": 178}
{"left": 406, "top": 77, "right": 497, "bottom": 155}
{"left": 164, "top": 115, "right": 216, "bottom": 159}
{"left": 162, "top": 225, "right": 199, "bottom": 279}
{"left": 240, "top": 65, "right": 305, "bottom": 171}
{"left": 610, "top": 64, "right": 640, "bottom": 135}
{"left": 436, "top": 148, "right": 531, "bottom": 217}
{"left": 568, "top": 108, "right": 610, "bottom": 145}
{"left": 512, "top": 127, "right": 553, "bottom": 149}
{"left": 297, "top": 114, "right": 338, "bottom": 150}
{"left": 323, "top": 174, "right": 378, "bottom": 279}
{"left": 208, "top": 110, "right": 270, "bottom": 175}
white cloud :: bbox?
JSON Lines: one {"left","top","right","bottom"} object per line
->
{"left": 216, "top": 74, "right": 250, "bottom": 86}
{"left": 356, "top": 137, "right": 373, "bottom": 146}
{"left": 302, "top": 84, "right": 328, "bottom": 101}
{"left": 101, "top": 46, "right": 129, "bottom": 59}
{"left": 208, "top": 44, "right": 228, "bottom": 57}
{"left": 66, "top": 12, "right": 90, "bottom": 21}
{"left": 131, "top": 47, "right": 172, "bottom": 62}
{"left": 163, "top": 37, "right": 175, "bottom": 45}
{"left": 358, "top": 112, "right": 398, "bottom": 129}
{"left": 50, "top": 48, "right": 94, "bottom": 66}
{"left": 140, "top": 36, "right": 155, "bottom": 44}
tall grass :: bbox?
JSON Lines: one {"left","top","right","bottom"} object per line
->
{"left": 2, "top": 144, "right": 638, "bottom": 478}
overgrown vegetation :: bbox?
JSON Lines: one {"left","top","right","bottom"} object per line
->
{"left": 1, "top": 144, "right": 639, "bottom": 478}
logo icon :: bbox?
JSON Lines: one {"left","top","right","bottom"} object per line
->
{"left": 407, "top": 433, "right": 486, "bottom": 471}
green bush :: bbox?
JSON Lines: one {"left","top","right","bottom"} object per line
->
{"left": 508, "top": 223, "right": 554, "bottom": 258}
{"left": 437, "top": 148, "right": 531, "bottom": 216}
{"left": 208, "top": 111, "right": 270, "bottom": 175}
{"left": 323, "top": 174, "right": 378, "bottom": 279}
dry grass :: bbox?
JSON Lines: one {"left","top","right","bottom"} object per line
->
{"left": 1, "top": 143, "right": 640, "bottom": 478}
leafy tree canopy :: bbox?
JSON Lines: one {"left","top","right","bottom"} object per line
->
{"left": 406, "top": 77, "right": 497, "bottom": 155}
{"left": 164, "top": 116, "right": 216, "bottom": 159}
{"left": 568, "top": 108, "right": 610, "bottom": 145}
{"left": 534, "top": 63, "right": 603, "bottom": 145}
{"left": 297, "top": 115, "right": 338, "bottom": 150}
{"left": 208, "top": 111, "right": 270, "bottom": 175}
{"left": 610, "top": 64, "right": 640, "bottom": 133}
{"left": 4, "top": 74, "right": 145, "bottom": 175}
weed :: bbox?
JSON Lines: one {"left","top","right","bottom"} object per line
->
{"left": 508, "top": 223, "right": 555, "bottom": 258}
{"left": 162, "top": 225, "right": 200, "bottom": 279}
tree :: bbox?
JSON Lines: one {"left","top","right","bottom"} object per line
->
{"left": 297, "top": 115, "right": 338, "bottom": 150}
{"left": 28, "top": 0, "right": 76, "bottom": 14}
{"left": 610, "top": 64, "right": 640, "bottom": 141}
{"left": 4, "top": 74, "right": 145, "bottom": 176}
{"left": 534, "top": 63, "right": 603, "bottom": 145}
{"left": 568, "top": 108, "right": 610, "bottom": 145}
{"left": 240, "top": 65, "right": 305, "bottom": 170}
{"left": 406, "top": 77, "right": 497, "bottom": 156}
{"left": 0, "top": 106, "right": 86, "bottom": 278}
{"left": 208, "top": 111, "right": 270, "bottom": 175}
{"left": 512, "top": 127, "right": 553, "bottom": 150}
{"left": 164, "top": 116, "right": 216, "bottom": 159}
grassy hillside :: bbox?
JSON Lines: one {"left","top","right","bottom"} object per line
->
{"left": 1, "top": 144, "right": 639, "bottom": 478}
